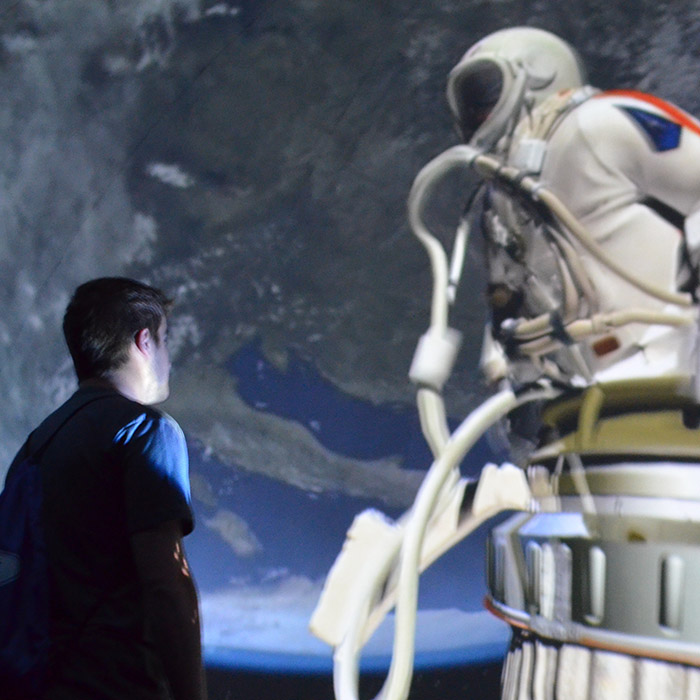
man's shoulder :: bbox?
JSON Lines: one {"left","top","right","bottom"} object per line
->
{"left": 111, "top": 403, "right": 185, "bottom": 454}
{"left": 35, "top": 387, "right": 180, "bottom": 449}
{"left": 47, "top": 387, "right": 150, "bottom": 424}
{"left": 73, "top": 386, "right": 173, "bottom": 420}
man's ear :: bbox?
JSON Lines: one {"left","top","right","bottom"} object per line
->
{"left": 134, "top": 328, "right": 153, "bottom": 355}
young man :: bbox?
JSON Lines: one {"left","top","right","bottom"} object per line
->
{"left": 8, "top": 277, "right": 206, "bottom": 700}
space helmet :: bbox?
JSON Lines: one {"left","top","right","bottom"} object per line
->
{"left": 446, "top": 27, "right": 587, "bottom": 149}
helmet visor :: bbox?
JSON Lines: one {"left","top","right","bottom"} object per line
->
{"left": 450, "top": 59, "right": 504, "bottom": 141}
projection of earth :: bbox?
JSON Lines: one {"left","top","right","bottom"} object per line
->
{"left": 3, "top": 0, "right": 700, "bottom": 684}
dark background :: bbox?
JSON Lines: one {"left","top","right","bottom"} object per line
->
{"left": 205, "top": 662, "right": 504, "bottom": 700}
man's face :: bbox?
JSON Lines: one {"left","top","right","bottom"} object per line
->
{"left": 151, "top": 318, "right": 171, "bottom": 403}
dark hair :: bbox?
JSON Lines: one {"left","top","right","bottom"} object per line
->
{"left": 63, "top": 277, "right": 173, "bottom": 381}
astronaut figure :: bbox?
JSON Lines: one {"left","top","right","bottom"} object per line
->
{"left": 311, "top": 27, "right": 700, "bottom": 700}
{"left": 447, "top": 27, "right": 700, "bottom": 387}
{"left": 446, "top": 27, "right": 700, "bottom": 699}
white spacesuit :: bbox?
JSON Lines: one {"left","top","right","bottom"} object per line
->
{"left": 446, "top": 27, "right": 700, "bottom": 699}
{"left": 311, "top": 28, "right": 700, "bottom": 700}
{"left": 447, "top": 27, "right": 700, "bottom": 386}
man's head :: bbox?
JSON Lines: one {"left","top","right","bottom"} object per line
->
{"left": 63, "top": 278, "right": 173, "bottom": 401}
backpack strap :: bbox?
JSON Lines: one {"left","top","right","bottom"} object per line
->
{"left": 26, "top": 391, "right": 114, "bottom": 462}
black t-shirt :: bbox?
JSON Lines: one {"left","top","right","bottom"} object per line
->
{"left": 9, "top": 386, "right": 194, "bottom": 700}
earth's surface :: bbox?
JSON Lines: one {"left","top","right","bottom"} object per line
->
{"left": 2, "top": 0, "right": 699, "bottom": 694}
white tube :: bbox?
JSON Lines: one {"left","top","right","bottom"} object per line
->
{"left": 514, "top": 307, "right": 696, "bottom": 357}
{"left": 448, "top": 216, "right": 471, "bottom": 304}
{"left": 416, "top": 387, "right": 450, "bottom": 459}
{"left": 407, "top": 145, "right": 482, "bottom": 333}
{"left": 373, "top": 389, "right": 518, "bottom": 700}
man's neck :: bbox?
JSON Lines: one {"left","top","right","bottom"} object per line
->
{"left": 80, "top": 374, "right": 146, "bottom": 404}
